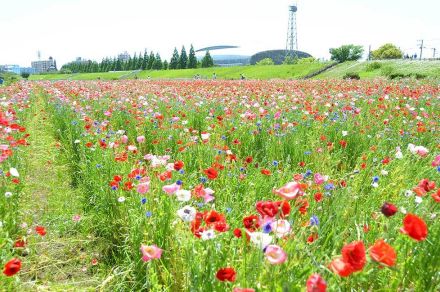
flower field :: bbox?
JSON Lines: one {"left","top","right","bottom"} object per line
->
{"left": 1, "top": 79, "right": 439, "bottom": 291}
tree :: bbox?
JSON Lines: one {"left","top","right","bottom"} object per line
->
{"left": 256, "top": 58, "right": 275, "bottom": 65}
{"left": 20, "top": 72, "right": 30, "bottom": 79}
{"left": 115, "top": 58, "right": 122, "bottom": 71}
{"left": 329, "top": 44, "right": 364, "bottom": 63}
{"left": 153, "top": 53, "right": 163, "bottom": 70}
{"left": 178, "top": 46, "right": 188, "bottom": 69}
{"left": 372, "top": 43, "right": 403, "bottom": 60}
{"left": 163, "top": 60, "right": 169, "bottom": 70}
{"left": 201, "top": 51, "right": 214, "bottom": 68}
{"left": 188, "top": 44, "right": 197, "bottom": 69}
{"left": 142, "top": 50, "right": 148, "bottom": 70}
{"left": 136, "top": 52, "right": 143, "bottom": 69}
{"left": 169, "top": 48, "right": 179, "bottom": 70}
{"left": 147, "top": 52, "right": 155, "bottom": 70}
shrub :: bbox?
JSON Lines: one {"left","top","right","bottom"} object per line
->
{"left": 297, "top": 57, "right": 316, "bottom": 64}
{"left": 283, "top": 56, "right": 297, "bottom": 65}
{"left": 20, "top": 72, "right": 30, "bottom": 79}
{"left": 381, "top": 66, "right": 394, "bottom": 77}
{"left": 365, "top": 62, "right": 381, "bottom": 71}
{"left": 343, "top": 72, "right": 360, "bottom": 80}
{"left": 256, "top": 58, "right": 275, "bottom": 66}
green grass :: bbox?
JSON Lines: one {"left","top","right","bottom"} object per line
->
{"left": 316, "top": 60, "right": 440, "bottom": 79}
{"left": 29, "top": 63, "right": 329, "bottom": 81}
{"left": 29, "top": 71, "right": 132, "bottom": 81}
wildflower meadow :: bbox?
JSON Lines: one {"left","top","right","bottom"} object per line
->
{"left": 0, "top": 79, "right": 439, "bottom": 291}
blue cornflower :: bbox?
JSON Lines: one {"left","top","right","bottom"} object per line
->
{"left": 221, "top": 135, "right": 227, "bottom": 140}
{"left": 179, "top": 169, "right": 185, "bottom": 175}
{"left": 373, "top": 176, "right": 379, "bottom": 183}
{"left": 141, "top": 198, "right": 147, "bottom": 204}
{"left": 176, "top": 180, "right": 183, "bottom": 185}
{"left": 225, "top": 207, "right": 232, "bottom": 213}
{"left": 262, "top": 222, "right": 272, "bottom": 234}
{"left": 96, "top": 164, "right": 102, "bottom": 168}
{"left": 197, "top": 202, "right": 204, "bottom": 208}
{"left": 304, "top": 151, "right": 312, "bottom": 155}
{"left": 324, "top": 183, "right": 335, "bottom": 191}
{"left": 71, "top": 121, "right": 78, "bottom": 125}
{"left": 111, "top": 186, "right": 118, "bottom": 191}
{"left": 272, "top": 161, "right": 279, "bottom": 166}
{"left": 218, "top": 150, "right": 223, "bottom": 154}
{"left": 146, "top": 211, "right": 152, "bottom": 217}
{"left": 310, "top": 215, "right": 319, "bottom": 226}
{"left": 135, "top": 175, "right": 142, "bottom": 180}
{"left": 200, "top": 177, "right": 207, "bottom": 183}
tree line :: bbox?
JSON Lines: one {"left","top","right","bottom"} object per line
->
{"left": 61, "top": 45, "right": 214, "bottom": 73}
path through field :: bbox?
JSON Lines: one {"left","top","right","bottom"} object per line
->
{"left": 18, "top": 91, "right": 102, "bottom": 290}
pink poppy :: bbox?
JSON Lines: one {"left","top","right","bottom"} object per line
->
{"left": 264, "top": 244, "right": 287, "bottom": 264}
{"left": 273, "top": 182, "right": 302, "bottom": 200}
{"left": 140, "top": 244, "right": 162, "bottom": 262}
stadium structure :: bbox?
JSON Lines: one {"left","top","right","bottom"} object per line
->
{"left": 196, "top": 3, "right": 312, "bottom": 66}
{"left": 195, "top": 46, "right": 251, "bottom": 67}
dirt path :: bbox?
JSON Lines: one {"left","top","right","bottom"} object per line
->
{"left": 18, "top": 91, "right": 102, "bottom": 290}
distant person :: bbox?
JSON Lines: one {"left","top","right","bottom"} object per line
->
{"left": 240, "top": 74, "right": 246, "bottom": 80}
{"left": 212, "top": 72, "right": 217, "bottom": 80}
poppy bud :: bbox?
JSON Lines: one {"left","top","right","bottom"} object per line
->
{"left": 381, "top": 202, "right": 397, "bottom": 217}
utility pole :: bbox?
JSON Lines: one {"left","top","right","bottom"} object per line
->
{"left": 368, "top": 45, "right": 371, "bottom": 61}
{"left": 417, "top": 40, "right": 424, "bottom": 60}
{"left": 432, "top": 48, "right": 437, "bottom": 58}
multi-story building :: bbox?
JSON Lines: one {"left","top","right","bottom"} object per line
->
{"left": 31, "top": 56, "right": 57, "bottom": 73}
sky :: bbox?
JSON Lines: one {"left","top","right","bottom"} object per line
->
{"left": 1, "top": 0, "right": 439, "bottom": 67}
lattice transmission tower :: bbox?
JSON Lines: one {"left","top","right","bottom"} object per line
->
{"left": 286, "top": 4, "right": 298, "bottom": 58}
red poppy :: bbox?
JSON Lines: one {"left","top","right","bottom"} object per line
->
{"left": 233, "top": 288, "right": 255, "bottom": 292}
{"left": 243, "top": 215, "right": 261, "bottom": 231}
{"left": 369, "top": 239, "right": 397, "bottom": 267}
{"left": 13, "top": 239, "right": 26, "bottom": 248}
{"left": 306, "top": 273, "right": 327, "bottom": 292}
{"left": 400, "top": 213, "right": 428, "bottom": 241}
{"left": 204, "top": 167, "right": 218, "bottom": 180}
{"left": 418, "top": 179, "right": 436, "bottom": 193}
{"left": 329, "top": 258, "right": 353, "bottom": 277}
{"left": 35, "top": 226, "right": 47, "bottom": 236}
{"left": 216, "top": 267, "right": 236, "bottom": 282}
{"left": 3, "top": 258, "right": 21, "bottom": 276}
{"left": 204, "top": 210, "right": 225, "bottom": 226}
{"left": 255, "top": 201, "right": 278, "bottom": 218}
{"left": 314, "top": 192, "right": 323, "bottom": 202}
{"left": 381, "top": 202, "right": 398, "bottom": 217}
{"left": 213, "top": 221, "right": 229, "bottom": 232}
{"left": 432, "top": 189, "right": 440, "bottom": 202}
{"left": 174, "top": 160, "right": 184, "bottom": 171}
{"left": 261, "top": 169, "right": 272, "bottom": 176}
{"left": 341, "top": 241, "right": 366, "bottom": 272}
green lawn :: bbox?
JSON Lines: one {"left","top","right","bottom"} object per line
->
{"left": 316, "top": 60, "right": 440, "bottom": 79}
{"left": 26, "top": 60, "right": 440, "bottom": 81}
{"left": 29, "top": 63, "right": 329, "bottom": 81}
